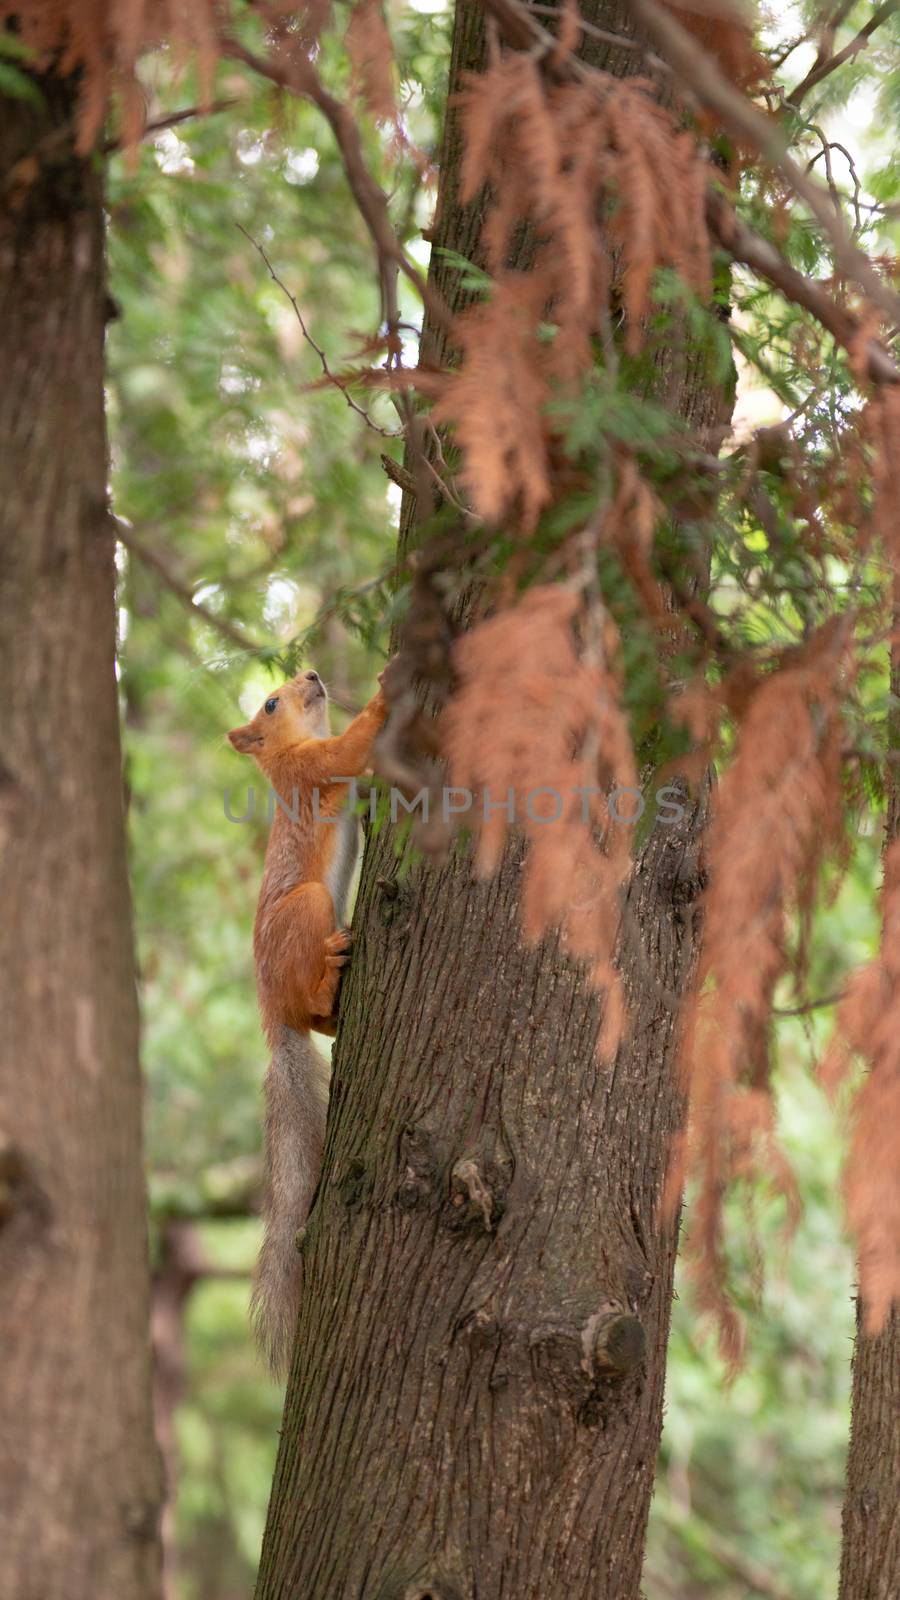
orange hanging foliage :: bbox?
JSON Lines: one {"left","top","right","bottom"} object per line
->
{"left": 459, "top": 53, "right": 600, "bottom": 364}
{"left": 661, "top": 0, "right": 766, "bottom": 96}
{"left": 460, "top": 52, "right": 712, "bottom": 361}
{"left": 442, "top": 585, "right": 637, "bottom": 1056}
{"left": 821, "top": 839, "right": 900, "bottom": 1332}
{"left": 0, "top": 0, "right": 337, "bottom": 151}
{"left": 345, "top": 0, "right": 398, "bottom": 129}
{"left": 817, "top": 385, "right": 900, "bottom": 1335}
{"left": 419, "top": 11, "right": 900, "bottom": 1337}
{"left": 418, "top": 271, "right": 553, "bottom": 530}
{"left": 3, "top": 0, "right": 225, "bottom": 149}
{"left": 419, "top": 49, "right": 712, "bottom": 529}
{"left": 671, "top": 630, "right": 850, "bottom": 1362}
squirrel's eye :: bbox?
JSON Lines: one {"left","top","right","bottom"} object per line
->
{"left": 264, "top": 697, "right": 279, "bottom": 715}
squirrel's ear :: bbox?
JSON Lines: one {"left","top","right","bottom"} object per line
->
{"left": 228, "top": 724, "right": 259, "bottom": 754}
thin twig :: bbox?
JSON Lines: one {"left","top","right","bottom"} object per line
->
{"left": 423, "top": 421, "right": 478, "bottom": 521}
{"left": 768, "top": 34, "right": 810, "bottom": 71}
{"left": 2, "top": 97, "right": 239, "bottom": 195}
{"left": 237, "top": 223, "right": 400, "bottom": 438}
{"left": 221, "top": 36, "right": 453, "bottom": 344}
{"left": 524, "top": 1, "right": 668, "bottom": 67}
{"left": 780, "top": 0, "right": 854, "bottom": 101}
{"left": 774, "top": 991, "right": 844, "bottom": 1017}
{"left": 806, "top": 125, "right": 844, "bottom": 220}
{"left": 807, "top": 129, "right": 864, "bottom": 233}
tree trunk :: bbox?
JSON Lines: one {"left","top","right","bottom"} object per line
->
{"left": 255, "top": 7, "right": 727, "bottom": 1596}
{"left": 839, "top": 1307, "right": 900, "bottom": 1600}
{"left": 0, "top": 73, "right": 163, "bottom": 1600}
{"left": 838, "top": 638, "right": 900, "bottom": 1600}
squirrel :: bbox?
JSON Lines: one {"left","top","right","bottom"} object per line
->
{"left": 228, "top": 665, "right": 388, "bottom": 1375}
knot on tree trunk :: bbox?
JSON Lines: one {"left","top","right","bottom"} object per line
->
{"left": 457, "top": 1295, "right": 647, "bottom": 1421}
{"left": 526, "top": 1301, "right": 647, "bottom": 1422}
{"left": 582, "top": 1307, "right": 647, "bottom": 1378}
{"left": 395, "top": 1124, "right": 511, "bottom": 1233}
{"left": 376, "top": 1577, "right": 463, "bottom": 1600}
{"left": 0, "top": 755, "right": 26, "bottom": 861}
{"left": 447, "top": 1154, "right": 506, "bottom": 1234}
{"left": 0, "top": 1135, "right": 52, "bottom": 1241}
{"left": 376, "top": 871, "right": 413, "bottom": 928}
{"left": 337, "top": 1157, "right": 374, "bottom": 1212}
{"left": 396, "top": 1122, "right": 447, "bottom": 1211}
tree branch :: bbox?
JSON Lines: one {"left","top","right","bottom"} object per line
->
{"left": 705, "top": 189, "right": 900, "bottom": 386}
{"left": 121, "top": 521, "right": 388, "bottom": 711}
{"left": 151, "top": 1157, "right": 261, "bottom": 1222}
{"left": 628, "top": 0, "right": 900, "bottom": 330}
{"left": 220, "top": 36, "right": 453, "bottom": 344}
{"left": 523, "top": 1, "right": 668, "bottom": 66}
{"left": 787, "top": 0, "right": 900, "bottom": 108}
{"left": 117, "top": 523, "right": 261, "bottom": 655}
{"left": 102, "top": 98, "right": 240, "bottom": 156}
{"left": 3, "top": 97, "right": 240, "bottom": 194}
{"left": 478, "top": 0, "right": 900, "bottom": 386}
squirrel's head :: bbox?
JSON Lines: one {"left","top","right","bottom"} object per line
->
{"left": 228, "top": 669, "right": 330, "bottom": 762}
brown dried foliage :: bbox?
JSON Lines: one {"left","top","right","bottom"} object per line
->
{"left": 458, "top": 53, "right": 711, "bottom": 344}
{"left": 422, "top": 51, "right": 712, "bottom": 528}
{"left": 816, "top": 385, "right": 900, "bottom": 1335}
{"left": 822, "top": 839, "right": 900, "bottom": 1332}
{"left": 418, "top": 271, "right": 552, "bottom": 530}
{"left": 345, "top": 0, "right": 397, "bottom": 129}
{"left": 670, "top": 630, "right": 849, "bottom": 1364}
{"left": 1, "top": 0, "right": 322, "bottom": 150}
{"left": 421, "top": 16, "right": 900, "bottom": 1344}
{"left": 662, "top": 1, "right": 766, "bottom": 96}
{"left": 442, "top": 585, "right": 636, "bottom": 1055}
{"left": 3, "top": 0, "right": 227, "bottom": 149}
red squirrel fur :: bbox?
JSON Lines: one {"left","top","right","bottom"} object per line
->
{"left": 228, "top": 666, "right": 387, "bottom": 1374}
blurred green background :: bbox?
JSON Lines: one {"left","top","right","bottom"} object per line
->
{"left": 106, "top": 7, "right": 891, "bottom": 1594}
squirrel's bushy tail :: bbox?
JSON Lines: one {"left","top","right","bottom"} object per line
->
{"left": 251, "top": 1025, "right": 330, "bottom": 1378}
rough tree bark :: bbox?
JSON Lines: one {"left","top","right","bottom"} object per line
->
{"left": 255, "top": 6, "right": 729, "bottom": 1596}
{"left": 837, "top": 635, "right": 900, "bottom": 1600}
{"left": 0, "top": 72, "right": 163, "bottom": 1600}
{"left": 839, "top": 1304, "right": 900, "bottom": 1600}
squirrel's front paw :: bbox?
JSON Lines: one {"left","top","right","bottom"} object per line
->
{"left": 324, "top": 928, "right": 351, "bottom": 962}
{"left": 377, "top": 655, "right": 400, "bottom": 698}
